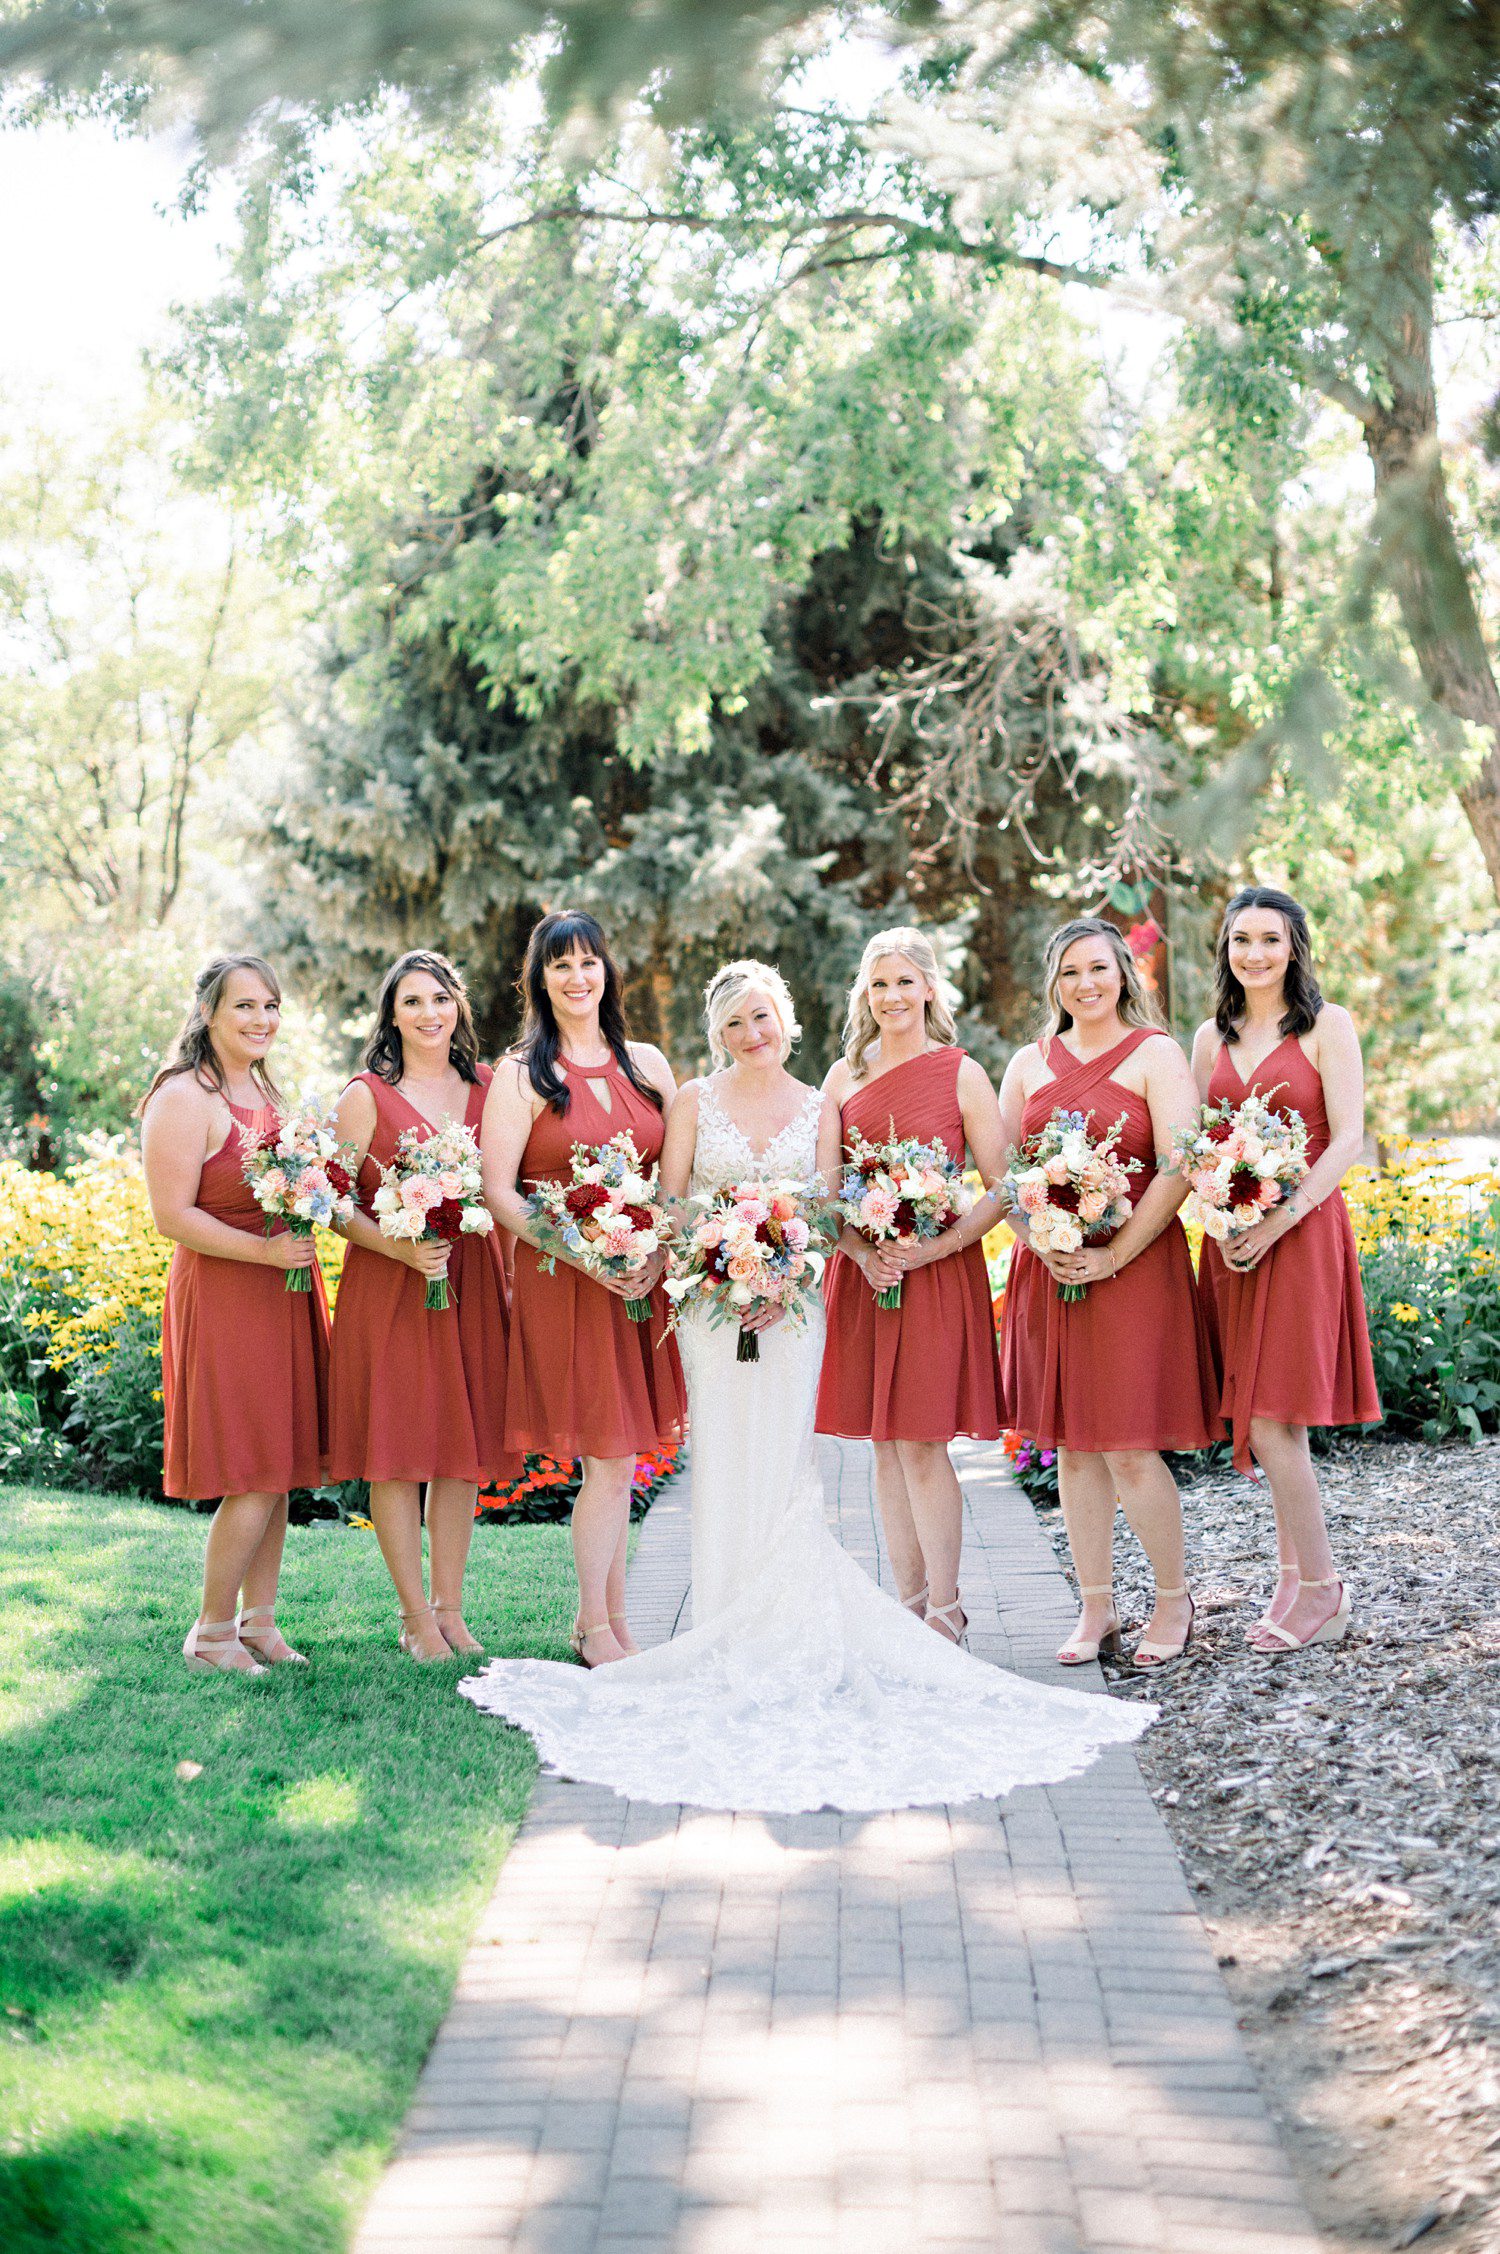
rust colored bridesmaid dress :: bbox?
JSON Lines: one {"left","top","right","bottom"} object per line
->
{"left": 504, "top": 1056, "right": 686, "bottom": 1460}
{"left": 999, "top": 1028, "right": 1222, "bottom": 1453}
{"left": 161, "top": 1101, "right": 330, "bottom": 1500}
{"left": 1198, "top": 1032, "right": 1381, "bottom": 1471}
{"left": 328, "top": 1066, "right": 517, "bottom": 1484}
{"left": 816, "top": 1047, "right": 1005, "bottom": 1443}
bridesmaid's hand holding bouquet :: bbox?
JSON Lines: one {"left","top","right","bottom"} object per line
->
{"left": 665, "top": 1178, "right": 830, "bottom": 1363}
{"left": 1167, "top": 1090, "right": 1309, "bottom": 1260}
{"left": 1004, "top": 1108, "right": 1139, "bottom": 1302}
{"left": 527, "top": 1131, "right": 667, "bottom": 1322}
{"left": 241, "top": 1099, "right": 357, "bottom": 1292}
{"left": 836, "top": 1132, "right": 971, "bottom": 1311}
{"left": 373, "top": 1119, "right": 494, "bottom": 1310}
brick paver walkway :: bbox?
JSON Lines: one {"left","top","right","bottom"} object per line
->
{"left": 353, "top": 1440, "right": 1323, "bottom": 2254}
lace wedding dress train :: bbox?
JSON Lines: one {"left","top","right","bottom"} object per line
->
{"left": 459, "top": 1080, "right": 1153, "bottom": 1811}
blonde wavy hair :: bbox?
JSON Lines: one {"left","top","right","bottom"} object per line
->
{"left": 704, "top": 960, "right": 800, "bottom": 1069}
{"left": 842, "top": 926, "right": 959, "bottom": 1078}
{"left": 1039, "top": 918, "right": 1163, "bottom": 1041}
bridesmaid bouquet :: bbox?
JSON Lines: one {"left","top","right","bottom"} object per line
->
{"left": 1004, "top": 1108, "right": 1139, "bottom": 1302}
{"left": 665, "top": 1179, "right": 829, "bottom": 1363}
{"left": 372, "top": 1119, "right": 494, "bottom": 1310}
{"left": 836, "top": 1132, "right": 971, "bottom": 1311}
{"left": 240, "top": 1100, "right": 357, "bottom": 1292}
{"left": 1168, "top": 1090, "right": 1309, "bottom": 1243}
{"left": 527, "top": 1131, "right": 666, "bottom": 1323}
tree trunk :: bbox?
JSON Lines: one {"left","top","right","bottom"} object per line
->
{"left": 1359, "top": 228, "right": 1500, "bottom": 902}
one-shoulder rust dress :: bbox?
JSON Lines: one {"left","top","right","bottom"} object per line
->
{"left": 504, "top": 1056, "right": 686, "bottom": 1461}
{"left": 160, "top": 1100, "right": 331, "bottom": 1500}
{"left": 999, "top": 1029, "right": 1222, "bottom": 1454}
{"left": 815, "top": 1047, "right": 1005, "bottom": 1443}
{"left": 328, "top": 1067, "right": 517, "bottom": 1485}
{"left": 1198, "top": 1032, "right": 1381, "bottom": 1471}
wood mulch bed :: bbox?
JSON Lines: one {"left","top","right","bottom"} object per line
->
{"left": 1039, "top": 1435, "right": 1500, "bottom": 2254}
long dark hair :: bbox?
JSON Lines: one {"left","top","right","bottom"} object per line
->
{"left": 515, "top": 909, "right": 663, "bottom": 1117}
{"left": 364, "top": 950, "right": 482, "bottom": 1085}
{"left": 1214, "top": 886, "right": 1324, "bottom": 1043}
{"left": 140, "top": 953, "right": 285, "bottom": 1114}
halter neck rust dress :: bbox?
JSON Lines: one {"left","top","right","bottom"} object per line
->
{"left": 1198, "top": 1031, "right": 1381, "bottom": 1471}
{"left": 160, "top": 1100, "right": 330, "bottom": 1500}
{"left": 328, "top": 1067, "right": 516, "bottom": 1485}
{"left": 999, "top": 1029, "right": 1222, "bottom": 1454}
{"left": 505, "top": 1054, "right": 686, "bottom": 1460}
{"left": 816, "top": 1047, "right": 1005, "bottom": 1443}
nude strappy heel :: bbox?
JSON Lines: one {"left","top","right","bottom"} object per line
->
{"left": 1250, "top": 1577, "right": 1350, "bottom": 1653}
{"left": 1056, "top": 1586, "right": 1120, "bottom": 1667}
{"left": 608, "top": 1610, "right": 640, "bottom": 1656}
{"left": 570, "top": 1620, "right": 618, "bottom": 1670}
{"left": 1133, "top": 1587, "right": 1195, "bottom": 1668}
{"left": 183, "top": 1617, "right": 266, "bottom": 1676}
{"left": 398, "top": 1604, "right": 452, "bottom": 1662}
{"left": 926, "top": 1595, "right": 969, "bottom": 1649}
{"left": 238, "top": 1605, "right": 308, "bottom": 1665}
{"left": 900, "top": 1584, "right": 929, "bottom": 1616}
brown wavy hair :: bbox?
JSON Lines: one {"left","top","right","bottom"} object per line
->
{"left": 1213, "top": 886, "right": 1324, "bottom": 1043}
{"left": 139, "top": 953, "right": 285, "bottom": 1113}
{"left": 364, "top": 951, "right": 482, "bottom": 1085}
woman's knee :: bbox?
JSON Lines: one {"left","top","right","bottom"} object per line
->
{"left": 1102, "top": 1448, "right": 1168, "bottom": 1488}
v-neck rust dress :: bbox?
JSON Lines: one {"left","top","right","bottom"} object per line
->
{"left": 998, "top": 1028, "right": 1223, "bottom": 1454}
{"left": 1197, "top": 1031, "right": 1381, "bottom": 1470}
{"left": 815, "top": 1047, "right": 1006, "bottom": 1443}
{"left": 328, "top": 1067, "right": 517, "bottom": 1485}
{"left": 160, "top": 1099, "right": 331, "bottom": 1501}
{"left": 504, "top": 1055, "right": 686, "bottom": 1461}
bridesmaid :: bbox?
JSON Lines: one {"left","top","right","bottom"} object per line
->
{"left": 481, "top": 910, "right": 685, "bottom": 1669}
{"left": 141, "top": 953, "right": 329, "bottom": 1675}
{"left": 1191, "top": 885, "right": 1380, "bottom": 1653}
{"left": 815, "top": 926, "right": 1007, "bottom": 1647}
{"left": 330, "top": 951, "right": 514, "bottom": 1663}
{"left": 996, "top": 918, "right": 1222, "bottom": 1669}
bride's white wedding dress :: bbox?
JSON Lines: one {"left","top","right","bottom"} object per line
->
{"left": 459, "top": 1079, "right": 1152, "bottom": 1810}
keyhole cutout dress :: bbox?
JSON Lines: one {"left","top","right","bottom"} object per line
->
{"left": 998, "top": 1028, "right": 1223, "bottom": 1454}
{"left": 504, "top": 1055, "right": 686, "bottom": 1461}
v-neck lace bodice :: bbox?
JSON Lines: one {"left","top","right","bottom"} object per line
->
{"left": 690, "top": 1077, "right": 820, "bottom": 1198}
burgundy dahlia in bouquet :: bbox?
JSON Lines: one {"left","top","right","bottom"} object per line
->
{"left": 1167, "top": 1090, "right": 1309, "bottom": 1244}
{"left": 1002, "top": 1107, "right": 1139, "bottom": 1302}
{"left": 240, "top": 1100, "right": 357, "bottom": 1291}
{"left": 526, "top": 1131, "right": 666, "bottom": 1323}
{"left": 372, "top": 1118, "right": 494, "bottom": 1310}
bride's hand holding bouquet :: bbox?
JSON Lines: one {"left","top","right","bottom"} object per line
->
{"left": 665, "top": 1178, "right": 829, "bottom": 1363}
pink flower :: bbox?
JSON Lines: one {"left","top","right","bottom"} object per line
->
{"left": 1077, "top": 1189, "right": 1109, "bottom": 1225}
{"left": 437, "top": 1169, "right": 464, "bottom": 1198}
{"left": 401, "top": 1175, "right": 442, "bottom": 1213}
{"left": 258, "top": 1167, "right": 288, "bottom": 1202}
{"left": 1016, "top": 1176, "right": 1049, "bottom": 1216}
{"left": 1043, "top": 1154, "right": 1072, "bottom": 1186}
{"left": 859, "top": 1185, "right": 899, "bottom": 1231}
{"left": 726, "top": 1252, "right": 761, "bottom": 1283}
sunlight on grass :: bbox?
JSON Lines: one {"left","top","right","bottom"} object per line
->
{"left": 0, "top": 1482, "right": 577, "bottom": 2254}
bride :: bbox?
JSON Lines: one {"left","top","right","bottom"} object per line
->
{"left": 459, "top": 960, "right": 1152, "bottom": 1811}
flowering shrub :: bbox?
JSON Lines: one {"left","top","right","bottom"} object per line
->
{"left": 1345, "top": 1151, "right": 1500, "bottom": 1440}
{"left": 0, "top": 1147, "right": 683, "bottom": 1512}
{"left": 1002, "top": 1428, "right": 1059, "bottom": 1506}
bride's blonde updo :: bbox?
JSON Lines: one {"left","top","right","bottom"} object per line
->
{"left": 841, "top": 925, "right": 959, "bottom": 1079}
{"left": 704, "top": 960, "right": 801, "bottom": 1069}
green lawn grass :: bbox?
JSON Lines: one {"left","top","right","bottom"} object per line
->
{"left": 0, "top": 1485, "right": 579, "bottom": 2254}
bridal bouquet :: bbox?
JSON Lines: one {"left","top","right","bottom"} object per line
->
{"left": 527, "top": 1131, "right": 665, "bottom": 1323}
{"left": 372, "top": 1119, "right": 494, "bottom": 1310}
{"left": 1004, "top": 1108, "right": 1140, "bottom": 1302}
{"left": 665, "top": 1179, "right": 828, "bottom": 1363}
{"left": 835, "top": 1132, "right": 971, "bottom": 1311}
{"left": 240, "top": 1099, "right": 357, "bottom": 1292}
{"left": 1167, "top": 1089, "right": 1308, "bottom": 1244}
